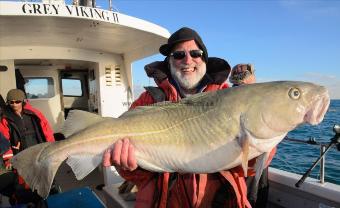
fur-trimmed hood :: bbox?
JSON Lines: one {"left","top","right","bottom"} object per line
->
{"left": 144, "top": 57, "right": 231, "bottom": 85}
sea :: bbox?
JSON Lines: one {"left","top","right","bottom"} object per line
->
{"left": 270, "top": 99, "right": 340, "bottom": 185}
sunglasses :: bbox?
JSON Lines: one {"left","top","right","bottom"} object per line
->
{"left": 9, "top": 100, "right": 22, "bottom": 104}
{"left": 170, "top": 50, "right": 204, "bottom": 60}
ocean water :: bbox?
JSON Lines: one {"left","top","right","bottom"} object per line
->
{"left": 270, "top": 99, "right": 340, "bottom": 185}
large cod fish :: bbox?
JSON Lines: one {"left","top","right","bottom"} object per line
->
{"left": 12, "top": 81, "right": 330, "bottom": 198}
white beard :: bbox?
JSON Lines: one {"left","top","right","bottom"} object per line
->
{"left": 170, "top": 61, "right": 207, "bottom": 90}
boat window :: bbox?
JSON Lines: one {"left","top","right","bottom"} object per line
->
{"left": 62, "top": 78, "right": 83, "bottom": 97}
{"left": 24, "top": 77, "right": 55, "bottom": 99}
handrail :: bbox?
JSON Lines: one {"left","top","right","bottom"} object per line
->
{"left": 283, "top": 136, "right": 329, "bottom": 184}
{"left": 284, "top": 124, "right": 340, "bottom": 187}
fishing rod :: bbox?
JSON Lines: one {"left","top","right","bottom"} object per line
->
{"left": 284, "top": 136, "right": 318, "bottom": 145}
{"left": 284, "top": 135, "right": 338, "bottom": 150}
{"left": 295, "top": 124, "right": 340, "bottom": 188}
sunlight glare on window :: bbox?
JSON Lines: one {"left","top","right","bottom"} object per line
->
{"left": 62, "top": 79, "right": 83, "bottom": 96}
{"left": 24, "top": 77, "right": 54, "bottom": 99}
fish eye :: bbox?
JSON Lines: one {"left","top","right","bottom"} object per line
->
{"left": 289, "top": 88, "right": 301, "bottom": 99}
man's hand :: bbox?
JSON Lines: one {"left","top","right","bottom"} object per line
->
{"left": 103, "top": 138, "right": 138, "bottom": 171}
{"left": 12, "top": 141, "right": 20, "bottom": 150}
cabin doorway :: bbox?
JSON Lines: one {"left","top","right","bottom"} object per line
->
{"left": 60, "top": 70, "right": 90, "bottom": 118}
{"left": 14, "top": 59, "right": 98, "bottom": 132}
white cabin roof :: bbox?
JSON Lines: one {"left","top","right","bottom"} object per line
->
{"left": 0, "top": 1, "right": 170, "bottom": 61}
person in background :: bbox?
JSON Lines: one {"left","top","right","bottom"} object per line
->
{"left": 229, "top": 63, "right": 255, "bottom": 87}
{"left": 0, "top": 130, "right": 16, "bottom": 198}
{"left": 103, "top": 27, "right": 276, "bottom": 208}
{"left": 0, "top": 89, "right": 55, "bottom": 205}
{"left": 0, "top": 95, "right": 16, "bottom": 200}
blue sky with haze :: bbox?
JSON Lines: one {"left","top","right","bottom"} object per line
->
{"left": 93, "top": 0, "right": 340, "bottom": 99}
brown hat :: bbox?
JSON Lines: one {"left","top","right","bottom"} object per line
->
{"left": 6, "top": 89, "right": 26, "bottom": 101}
{"left": 159, "top": 27, "right": 208, "bottom": 62}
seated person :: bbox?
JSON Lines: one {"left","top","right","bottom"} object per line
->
{"left": 1, "top": 89, "right": 55, "bottom": 205}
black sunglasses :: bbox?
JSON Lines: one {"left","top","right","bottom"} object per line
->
{"left": 9, "top": 100, "right": 22, "bottom": 104}
{"left": 170, "top": 50, "right": 204, "bottom": 60}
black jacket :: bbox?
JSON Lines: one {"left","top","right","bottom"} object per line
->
{"left": 2, "top": 107, "right": 46, "bottom": 154}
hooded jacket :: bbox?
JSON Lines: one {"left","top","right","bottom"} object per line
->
{"left": 117, "top": 58, "right": 276, "bottom": 208}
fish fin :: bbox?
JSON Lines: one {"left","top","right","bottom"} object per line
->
{"left": 66, "top": 153, "right": 102, "bottom": 180}
{"left": 11, "top": 142, "right": 63, "bottom": 198}
{"left": 138, "top": 159, "right": 169, "bottom": 172}
{"left": 239, "top": 113, "right": 253, "bottom": 177}
{"left": 121, "top": 91, "right": 219, "bottom": 118}
{"left": 61, "top": 110, "right": 109, "bottom": 138}
{"left": 241, "top": 136, "right": 250, "bottom": 177}
{"left": 254, "top": 152, "right": 269, "bottom": 182}
{"left": 120, "top": 106, "right": 160, "bottom": 118}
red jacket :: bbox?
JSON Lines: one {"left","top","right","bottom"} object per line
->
{"left": 0, "top": 101, "right": 55, "bottom": 162}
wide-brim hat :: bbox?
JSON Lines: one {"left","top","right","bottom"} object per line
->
{"left": 6, "top": 89, "right": 26, "bottom": 101}
{"left": 159, "top": 27, "right": 208, "bottom": 62}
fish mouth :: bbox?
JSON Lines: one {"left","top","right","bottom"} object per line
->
{"left": 304, "top": 92, "right": 330, "bottom": 125}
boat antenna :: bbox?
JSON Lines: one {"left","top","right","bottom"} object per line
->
{"left": 109, "top": 0, "right": 112, "bottom": 11}
{"left": 108, "top": 0, "right": 119, "bottom": 12}
{"left": 295, "top": 124, "right": 340, "bottom": 188}
{"left": 72, "top": 0, "right": 95, "bottom": 7}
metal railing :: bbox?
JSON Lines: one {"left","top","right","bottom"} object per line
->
{"left": 285, "top": 124, "right": 340, "bottom": 187}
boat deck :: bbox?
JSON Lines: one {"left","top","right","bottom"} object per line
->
{"left": 54, "top": 162, "right": 107, "bottom": 202}
{"left": 54, "top": 162, "right": 283, "bottom": 208}
{"left": 0, "top": 162, "right": 111, "bottom": 207}
{"left": 0, "top": 163, "right": 287, "bottom": 208}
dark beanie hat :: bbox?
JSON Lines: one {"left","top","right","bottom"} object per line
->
{"left": 159, "top": 27, "right": 208, "bottom": 62}
{"left": 6, "top": 89, "right": 26, "bottom": 101}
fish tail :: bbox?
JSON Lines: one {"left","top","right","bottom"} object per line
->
{"left": 11, "top": 142, "right": 64, "bottom": 198}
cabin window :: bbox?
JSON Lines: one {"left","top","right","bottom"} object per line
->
{"left": 24, "top": 77, "right": 55, "bottom": 99}
{"left": 62, "top": 78, "right": 83, "bottom": 97}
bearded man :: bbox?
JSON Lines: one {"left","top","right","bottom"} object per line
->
{"left": 103, "top": 27, "right": 275, "bottom": 208}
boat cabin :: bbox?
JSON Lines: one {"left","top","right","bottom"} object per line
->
{"left": 0, "top": 1, "right": 170, "bottom": 132}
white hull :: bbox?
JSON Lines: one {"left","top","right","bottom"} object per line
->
{"left": 102, "top": 167, "right": 340, "bottom": 208}
{"left": 268, "top": 167, "right": 340, "bottom": 208}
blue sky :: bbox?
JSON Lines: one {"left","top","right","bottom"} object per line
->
{"left": 94, "top": 0, "right": 340, "bottom": 99}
